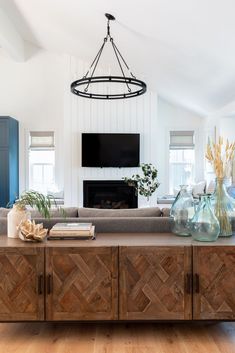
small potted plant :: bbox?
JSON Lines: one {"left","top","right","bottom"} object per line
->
{"left": 7, "top": 190, "right": 56, "bottom": 238}
{"left": 123, "top": 163, "right": 160, "bottom": 204}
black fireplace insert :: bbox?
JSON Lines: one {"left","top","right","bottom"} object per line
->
{"left": 83, "top": 180, "right": 138, "bottom": 209}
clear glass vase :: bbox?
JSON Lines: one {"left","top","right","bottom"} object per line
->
{"left": 190, "top": 194, "right": 220, "bottom": 242}
{"left": 170, "top": 185, "right": 195, "bottom": 236}
{"left": 211, "top": 177, "right": 234, "bottom": 237}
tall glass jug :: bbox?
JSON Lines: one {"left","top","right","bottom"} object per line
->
{"left": 170, "top": 185, "right": 195, "bottom": 236}
{"left": 211, "top": 177, "right": 234, "bottom": 237}
{"left": 190, "top": 194, "right": 220, "bottom": 242}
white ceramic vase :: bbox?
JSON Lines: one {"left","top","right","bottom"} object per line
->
{"left": 7, "top": 205, "right": 31, "bottom": 238}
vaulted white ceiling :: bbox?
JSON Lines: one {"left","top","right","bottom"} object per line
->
{"left": 1, "top": 0, "right": 235, "bottom": 116}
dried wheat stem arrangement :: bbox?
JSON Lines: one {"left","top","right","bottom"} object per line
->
{"left": 205, "top": 137, "right": 235, "bottom": 236}
{"left": 206, "top": 136, "right": 235, "bottom": 179}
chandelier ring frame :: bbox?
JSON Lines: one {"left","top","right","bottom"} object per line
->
{"left": 71, "top": 76, "right": 147, "bottom": 99}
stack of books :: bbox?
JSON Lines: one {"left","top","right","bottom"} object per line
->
{"left": 48, "top": 223, "right": 95, "bottom": 240}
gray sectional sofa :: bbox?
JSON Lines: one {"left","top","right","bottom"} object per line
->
{"left": 0, "top": 207, "right": 171, "bottom": 235}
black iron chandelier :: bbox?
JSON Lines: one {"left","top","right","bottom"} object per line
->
{"left": 70, "top": 13, "right": 147, "bottom": 100}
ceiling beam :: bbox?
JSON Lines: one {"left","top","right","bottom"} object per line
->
{"left": 0, "top": 7, "right": 25, "bottom": 61}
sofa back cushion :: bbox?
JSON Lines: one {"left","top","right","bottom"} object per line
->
{"left": 0, "top": 208, "right": 10, "bottom": 217}
{"left": 30, "top": 207, "right": 78, "bottom": 218}
{"left": 78, "top": 207, "right": 161, "bottom": 218}
{"left": 192, "top": 181, "right": 206, "bottom": 198}
{"left": 161, "top": 208, "right": 170, "bottom": 217}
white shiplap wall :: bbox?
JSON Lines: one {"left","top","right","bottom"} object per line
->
{"left": 63, "top": 55, "right": 158, "bottom": 207}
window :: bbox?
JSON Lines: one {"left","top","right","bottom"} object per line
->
{"left": 28, "top": 131, "right": 55, "bottom": 194}
{"left": 169, "top": 131, "right": 195, "bottom": 194}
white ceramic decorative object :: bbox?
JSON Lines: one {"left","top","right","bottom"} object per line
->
{"left": 7, "top": 205, "right": 31, "bottom": 238}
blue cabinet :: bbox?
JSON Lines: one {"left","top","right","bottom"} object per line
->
{"left": 0, "top": 117, "right": 19, "bottom": 207}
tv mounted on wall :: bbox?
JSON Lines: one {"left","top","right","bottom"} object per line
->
{"left": 82, "top": 133, "right": 140, "bottom": 167}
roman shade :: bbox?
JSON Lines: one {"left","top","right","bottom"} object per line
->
{"left": 170, "top": 131, "right": 194, "bottom": 149}
{"left": 29, "top": 131, "right": 55, "bottom": 149}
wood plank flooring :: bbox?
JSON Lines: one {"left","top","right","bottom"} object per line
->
{"left": 0, "top": 322, "right": 235, "bottom": 353}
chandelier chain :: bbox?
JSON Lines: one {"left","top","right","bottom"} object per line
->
{"left": 84, "top": 16, "right": 133, "bottom": 93}
{"left": 83, "top": 40, "right": 106, "bottom": 79}
{"left": 111, "top": 41, "right": 136, "bottom": 79}
{"left": 84, "top": 40, "right": 106, "bottom": 92}
{"left": 111, "top": 39, "right": 131, "bottom": 92}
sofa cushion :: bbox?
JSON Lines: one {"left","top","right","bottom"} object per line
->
{"left": 0, "top": 208, "right": 10, "bottom": 217}
{"left": 30, "top": 207, "right": 78, "bottom": 218}
{"left": 161, "top": 208, "right": 170, "bottom": 217}
{"left": 0, "top": 217, "right": 7, "bottom": 235}
{"left": 192, "top": 181, "right": 206, "bottom": 198}
{"left": 33, "top": 217, "right": 171, "bottom": 233}
{"left": 206, "top": 180, "right": 216, "bottom": 194}
{"left": 78, "top": 207, "right": 161, "bottom": 218}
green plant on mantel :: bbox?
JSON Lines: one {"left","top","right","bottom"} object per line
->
{"left": 123, "top": 163, "right": 160, "bottom": 201}
{"left": 11, "top": 190, "right": 61, "bottom": 219}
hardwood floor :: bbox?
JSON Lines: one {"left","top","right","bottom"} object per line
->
{"left": 0, "top": 322, "right": 235, "bottom": 353}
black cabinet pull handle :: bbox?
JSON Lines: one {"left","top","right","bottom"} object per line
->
{"left": 185, "top": 273, "right": 192, "bottom": 294}
{"left": 47, "top": 274, "right": 53, "bottom": 294}
{"left": 38, "top": 274, "right": 43, "bottom": 295}
{"left": 195, "top": 273, "right": 200, "bottom": 293}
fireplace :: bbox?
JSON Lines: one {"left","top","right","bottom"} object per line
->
{"left": 83, "top": 180, "right": 138, "bottom": 209}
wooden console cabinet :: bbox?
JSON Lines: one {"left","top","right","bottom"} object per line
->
{"left": 46, "top": 247, "right": 118, "bottom": 321}
{"left": 193, "top": 246, "right": 235, "bottom": 320}
{"left": 0, "top": 247, "right": 44, "bottom": 321}
{"left": 119, "top": 246, "right": 192, "bottom": 320}
{"left": 0, "top": 234, "right": 234, "bottom": 322}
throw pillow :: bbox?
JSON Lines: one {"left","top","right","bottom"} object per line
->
{"left": 192, "top": 181, "right": 206, "bottom": 198}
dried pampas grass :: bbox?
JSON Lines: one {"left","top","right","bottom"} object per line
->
{"left": 206, "top": 136, "right": 235, "bottom": 178}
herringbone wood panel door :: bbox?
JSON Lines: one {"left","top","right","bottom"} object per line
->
{"left": 119, "top": 246, "right": 192, "bottom": 320}
{"left": 0, "top": 247, "right": 44, "bottom": 321}
{"left": 46, "top": 247, "right": 118, "bottom": 320}
{"left": 193, "top": 246, "right": 235, "bottom": 320}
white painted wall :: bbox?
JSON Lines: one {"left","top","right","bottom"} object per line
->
{"left": 0, "top": 49, "right": 206, "bottom": 206}
{"left": 220, "top": 116, "right": 235, "bottom": 141}
{"left": 0, "top": 50, "right": 65, "bottom": 193}
{"left": 63, "top": 56, "right": 158, "bottom": 207}
{"left": 63, "top": 57, "right": 205, "bottom": 205}
{"left": 157, "top": 98, "right": 205, "bottom": 195}
{"left": 0, "top": 8, "right": 25, "bottom": 61}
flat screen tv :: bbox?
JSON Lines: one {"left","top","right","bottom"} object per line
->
{"left": 82, "top": 133, "right": 140, "bottom": 167}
